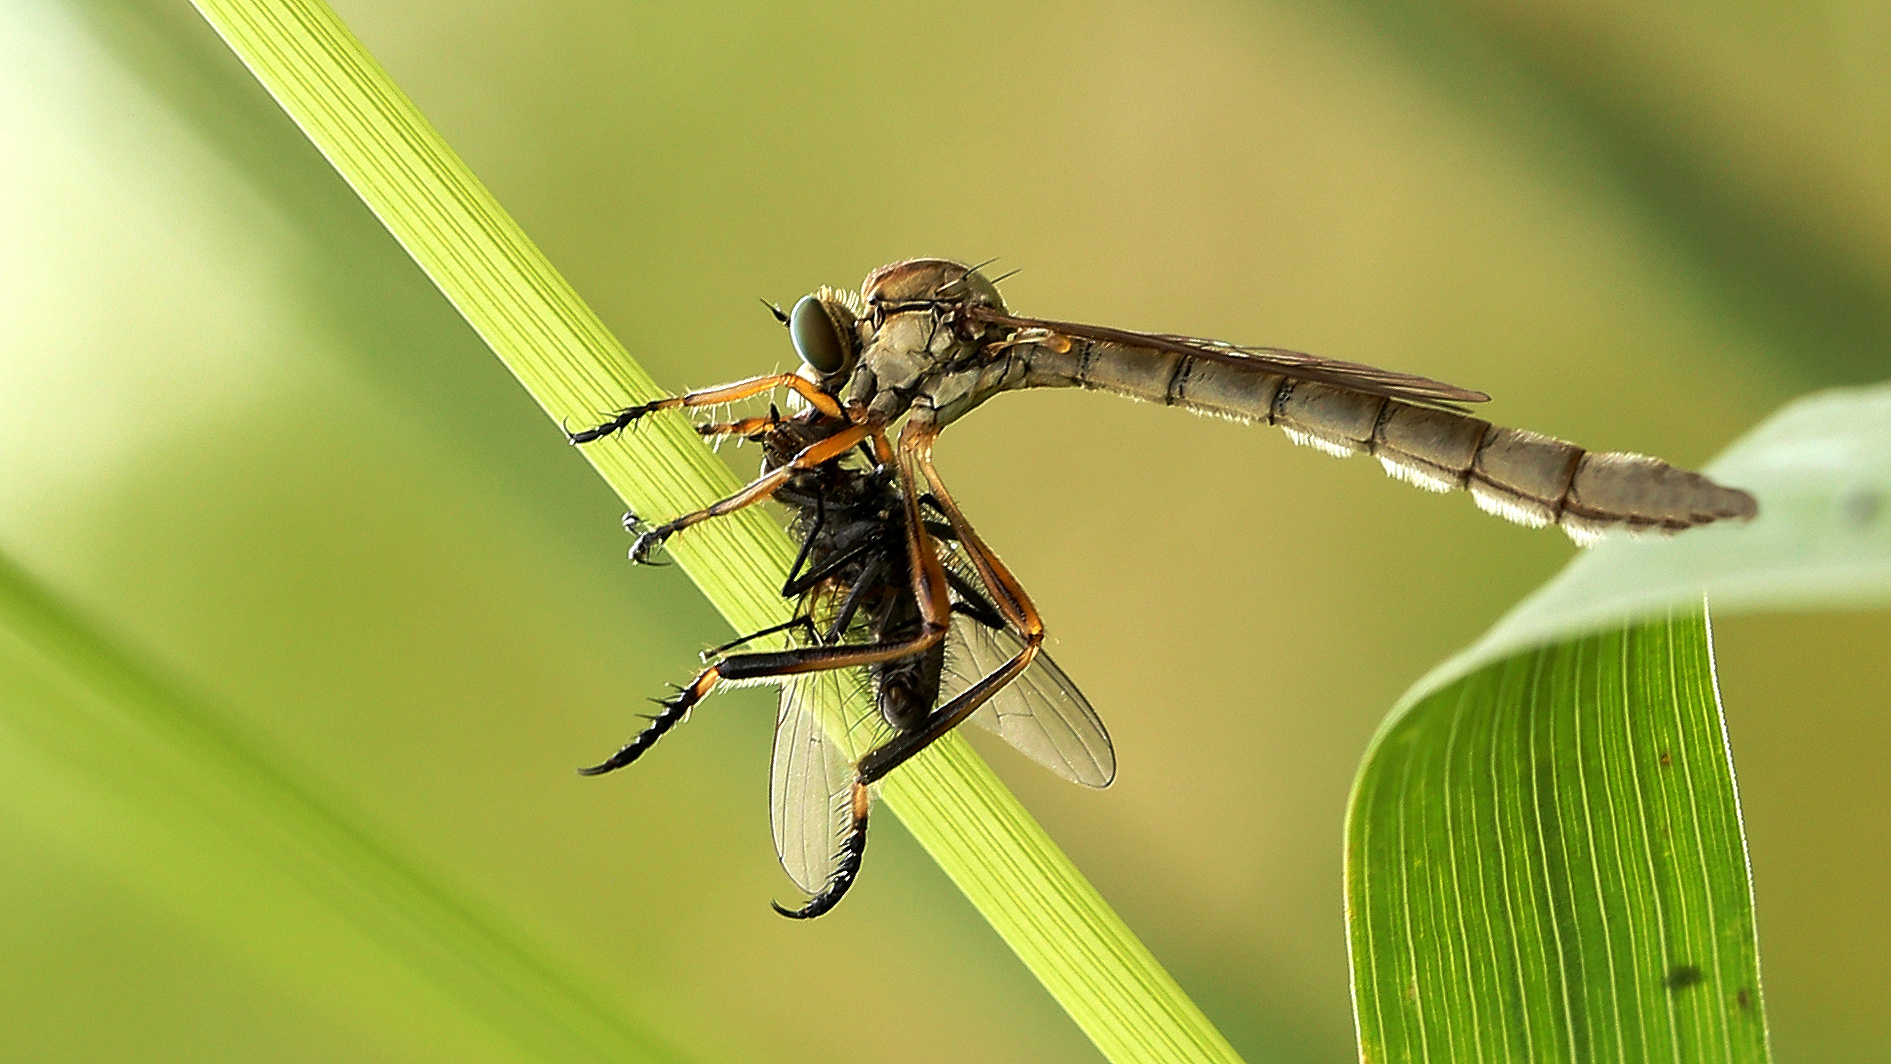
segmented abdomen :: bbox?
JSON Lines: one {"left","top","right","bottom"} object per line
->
{"left": 1021, "top": 340, "right": 1756, "bottom": 543}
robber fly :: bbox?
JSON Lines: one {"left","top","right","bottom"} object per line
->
{"left": 570, "top": 259, "right": 1756, "bottom": 917}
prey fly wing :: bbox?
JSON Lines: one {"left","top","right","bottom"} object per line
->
{"left": 948, "top": 612, "right": 1116, "bottom": 787}
{"left": 935, "top": 538, "right": 1116, "bottom": 787}
{"left": 770, "top": 662, "right": 868, "bottom": 896}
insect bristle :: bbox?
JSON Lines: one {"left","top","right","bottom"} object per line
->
{"left": 1469, "top": 486, "right": 1554, "bottom": 529}
{"left": 1378, "top": 456, "right": 1455, "bottom": 494}
{"left": 1281, "top": 427, "right": 1361, "bottom": 459}
{"left": 820, "top": 284, "right": 862, "bottom": 316}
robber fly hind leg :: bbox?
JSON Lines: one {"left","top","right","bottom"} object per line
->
{"left": 772, "top": 784, "right": 869, "bottom": 921}
{"left": 770, "top": 431, "right": 954, "bottom": 918}
{"left": 582, "top": 569, "right": 945, "bottom": 777}
{"left": 850, "top": 420, "right": 1049, "bottom": 787}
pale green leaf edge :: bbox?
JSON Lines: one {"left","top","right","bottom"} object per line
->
{"left": 178, "top": 2, "right": 1244, "bottom": 1062}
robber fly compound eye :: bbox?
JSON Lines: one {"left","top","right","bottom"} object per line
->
{"left": 789, "top": 294, "right": 856, "bottom": 376}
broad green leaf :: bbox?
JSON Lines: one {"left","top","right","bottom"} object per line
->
{"left": 1351, "top": 612, "right": 1764, "bottom": 1063}
{"left": 176, "top": 2, "right": 1241, "bottom": 1062}
{"left": 1348, "top": 383, "right": 1891, "bottom": 1062}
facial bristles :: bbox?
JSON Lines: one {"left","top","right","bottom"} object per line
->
{"left": 822, "top": 284, "right": 862, "bottom": 316}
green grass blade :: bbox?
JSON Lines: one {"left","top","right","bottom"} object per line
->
{"left": 1348, "top": 383, "right": 1891, "bottom": 1062}
{"left": 0, "top": 550, "right": 690, "bottom": 1064}
{"left": 178, "top": 2, "right": 1242, "bottom": 1061}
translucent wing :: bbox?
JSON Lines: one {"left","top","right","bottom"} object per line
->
{"left": 968, "top": 307, "right": 1490, "bottom": 407}
{"left": 770, "top": 662, "right": 870, "bottom": 895}
{"left": 942, "top": 611, "right": 1116, "bottom": 787}
{"left": 933, "top": 537, "right": 1116, "bottom": 788}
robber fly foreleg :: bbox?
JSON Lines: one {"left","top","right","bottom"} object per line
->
{"left": 567, "top": 374, "right": 845, "bottom": 444}
{"left": 625, "top": 423, "right": 873, "bottom": 563}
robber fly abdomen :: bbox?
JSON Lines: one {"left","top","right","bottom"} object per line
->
{"left": 1013, "top": 332, "right": 1755, "bottom": 544}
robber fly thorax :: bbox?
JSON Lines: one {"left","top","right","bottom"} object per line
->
{"left": 807, "top": 259, "right": 1029, "bottom": 429}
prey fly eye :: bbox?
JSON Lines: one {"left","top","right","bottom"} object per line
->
{"left": 789, "top": 294, "right": 856, "bottom": 376}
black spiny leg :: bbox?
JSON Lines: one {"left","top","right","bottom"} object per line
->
{"left": 780, "top": 487, "right": 828, "bottom": 596}
{"left": 772, "top": 782, "right": 870, "bottom": 920}
{"left": 579, "top": 665, "right": 721, "bottom": 776}
{"left": 701, "top": 616, "right": 819, "bottom": 660}
{"left": 821, "top": 556, "right": 890, "bottom": 643}
{"left": 583, "top": 598, "right": 942, "bottom": 779}
{"left": 568, "top": 401, "right": 662, "bottom": 444}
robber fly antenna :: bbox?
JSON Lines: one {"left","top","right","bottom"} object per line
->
{"left": 762, "top": 298, "right": 790, "bottom": 325}
{"left": 988, "top": 267, "right": 1022, "bottom": 287}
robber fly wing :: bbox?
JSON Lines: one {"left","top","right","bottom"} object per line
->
{"left": 968, "top": 308, "right": 1489, "bottom": 407}
{"left": 770, "top": 665, "right": 864, "bottom": 895}
{"left": 933, "top": 538, "right": 1116, "bottom": 787}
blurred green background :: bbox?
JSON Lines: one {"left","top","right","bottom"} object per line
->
{"left": 1, "top": 0, "right": 1886, "bottom": 1061}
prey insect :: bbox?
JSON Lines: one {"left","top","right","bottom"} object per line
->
{"left": 580, "top": 399, "right": 1113, "bottom": 918}
{"left": 571, "top": 259, "right": 1756, "bottom": 917}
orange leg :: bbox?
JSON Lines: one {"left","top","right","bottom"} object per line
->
{"left": 906, "top": 421, "right": 1042, "bottom": 635}
{"left": 568, "top": 374, "right": 844, "bottom": 444}
{"left": 583, "top": 439, "right": 952, "bottom": 773}
{"left": 770, "top": 429, "right": 956, "bottom": 919}
{"left": 627, "top": 422, "right": 874, "bottom": 562}
{"left": 853, "top": 420, "right": 1047, "bottom": 784}
{"left": 583, "top": 430, "right": 951, "bottom": 920}
{"left": 695, "top": 414, "right": 781, "bottom": 438}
